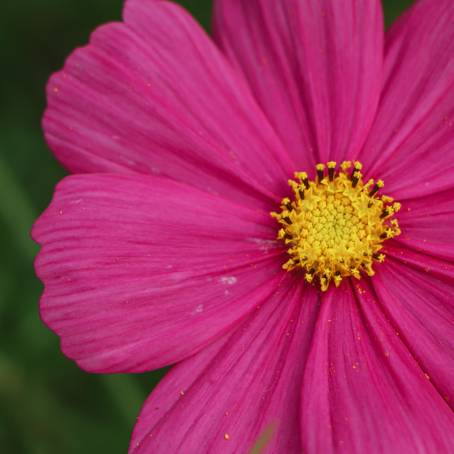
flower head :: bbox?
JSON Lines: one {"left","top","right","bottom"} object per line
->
{"left": 33, "top": 0, "right": 454, "bottom": 452}
{"left": 272, "top": 160, "right": 401, "bottom": 290}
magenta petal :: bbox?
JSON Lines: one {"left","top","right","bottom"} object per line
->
{"left": 44, "top": 0, "right": 293, "bottom": 208}
{"left": 373, "top": 257, "right": 454, "bottom": 407}
{"left": 359, "top": 0, "right": 454, "bottom": 199}
{"left": 129, "top": 284, "right": 319, "bottom": 453}
{"left": 395, "top": 190, "right": 454, "bottom": 260}
{"left": 300, "top": 283, "right": 454, "bottom": 453}
{"left": 385, "top": 243, "right": 454, "bottom": 283}
{"left": 32, "top": 174, "right": 285, "bottom": 373}
{"left": 213, "top": 0, "right": 384, "bottom": 166}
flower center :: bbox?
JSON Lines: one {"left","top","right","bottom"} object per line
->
{"left": 272, "top": 161, "right": 401, "bottom": 291}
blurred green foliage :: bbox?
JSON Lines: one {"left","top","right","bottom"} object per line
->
{"left": 0, "top": 0, "right": 413, "bottom": 452}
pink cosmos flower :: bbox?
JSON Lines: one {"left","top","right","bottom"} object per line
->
{"left": 33, "top": 0, "right": 454, "bottom": 452}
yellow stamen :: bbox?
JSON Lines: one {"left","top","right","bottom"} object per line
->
{"left": 271, "top": 161, "right": 401, "bottom": 291}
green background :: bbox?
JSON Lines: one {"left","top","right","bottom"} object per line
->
{"left": 0, "top": 0, "right": 413, "bottom": 452}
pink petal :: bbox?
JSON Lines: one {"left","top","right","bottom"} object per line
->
{"left": 213, "top": 0, "right": 384, "bottom": 166}
{"left": 300, "top": 283, "right": 454, "bottom": 453}
{"left": 385, "top": 243, "right": 454, "bottom": 282}
{"left": 32, "top": 174, "right": 285, "bottom": 373}
{"left": 44, "top": 0, "right": 293, "bottom": 208}
{"left": 373, "top": 256, "right": 454, "bottom": 407}
{"left": 129, "top": 284, "right": 319, "bottom": 453}
{"left": 395, "top": 189, "right": 454, "bottom": 260}
{"left": 359, "top": 0, "right": 454, "bottom": 199}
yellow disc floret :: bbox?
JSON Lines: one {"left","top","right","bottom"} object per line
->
{"left": 271, "top": 161, "right": 401, "bottom": 291}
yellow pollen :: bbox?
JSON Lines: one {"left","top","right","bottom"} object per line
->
{"left": 271, "top": 161, "right": 401, "bottom": 291}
